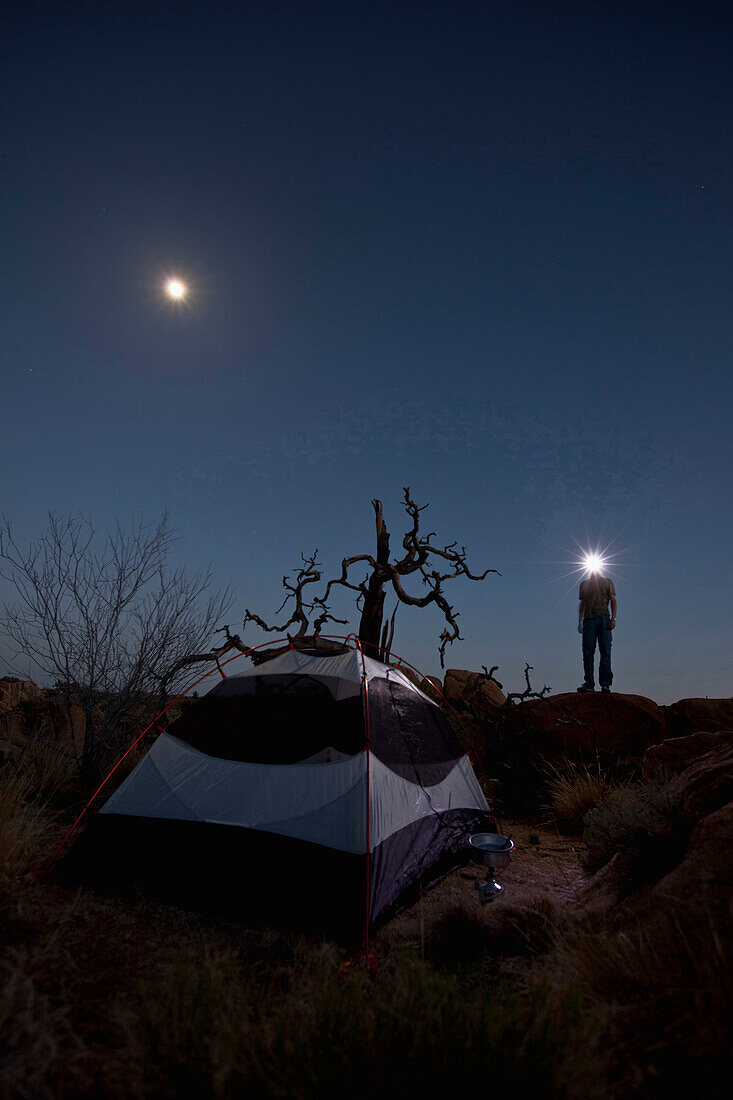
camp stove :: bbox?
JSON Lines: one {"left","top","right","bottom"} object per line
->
{"left": 468, "top": 833, "right": 514, "bottom": 903}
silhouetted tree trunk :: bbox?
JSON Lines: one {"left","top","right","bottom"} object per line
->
{"left": 357, "top": 500, "right": 391, "bottom": 654}
{"left": 242, "top": 489, "right": 500, "bottom": 668}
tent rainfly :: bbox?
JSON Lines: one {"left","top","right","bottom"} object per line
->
{"left": 69, "top": 643, "right": 493, "bottom": 936}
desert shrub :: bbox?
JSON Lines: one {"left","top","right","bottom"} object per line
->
{"left": 554, "top": 907, "right": 733, "bottom": 1096}
{"left": 130, "top": 942, "right": 605, "bottom": 1100}
{"left": 545, "top": 761, "right": 618, "bottom": 832}
{"left": 583, "top": 780, "right": 692, "bottom": 885}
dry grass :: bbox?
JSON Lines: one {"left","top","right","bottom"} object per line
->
{"left": 1, "top": 747, "right": 729, "bottom": 1099}
{"left": 0, "top": 767, "right": 46, "bottom": 912}
{"left": 0, "top": 938, "right": 89, "bottom": 1100}
{"left": 0, "top": 750, "right": 89, "bottom": 1099}
{"left": 17, "top": 740, "right": 79, "bottom": 806}
{"left": 544, "top": 760, "right": 618, "bottom": 832}
{"left": 583, "top": 780, "right": 692, "bottom": 883}
{"left": 0, "top": 953, "right": 59, "bottom": 1100}
{"left": 554, "top": 906, "right": 733, "bottom": 1095}
{"left": 427, "top": 895, "right": 559, "bottom": 967}
{"left": 126, "top": 937, "right": 604, "bottom": 1100}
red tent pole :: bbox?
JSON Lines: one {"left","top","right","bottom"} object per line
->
{"left": 356, "top": 638, "right": 373, "bottom": 964}
{"left": 38, "top": 636, "right": 292, "bottom": 878}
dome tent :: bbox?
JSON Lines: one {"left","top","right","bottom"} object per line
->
{"left": 68, "top": 641, "right": 492, "bottom": 938}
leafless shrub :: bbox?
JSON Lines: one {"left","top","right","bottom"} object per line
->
{"left": 0, "top": 513, "right": 232, "bottom": 775}
{"left": 244, "top": 489, "right": 498, "bottom": 667}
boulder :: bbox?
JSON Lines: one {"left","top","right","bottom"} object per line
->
{"left": 642, "top": 729, "right": 733, "bottom": 783}
{"left": 662, "top": 697, "right": 733, "bottom": 738}
{"left": 500, "top": 692, "right": 666, "bottom": 762}
{"left": 653, "top": 800, "right": 733, "bottom": 918}
{"left": 395, "top": 666, "right": 443, "bottom": 704}
{"left": 443, "top": 668, "right": 506, "bottom": 712}
{"left": 671, "top": 741, "right": 733, "bottom": 821}
{"left": 446, "top": 711, "right": 489, "bottom": 760}
{"left": 0, "top": 678, "right": 42, "bottom": 712}
{"left": 573, "top": 852, "right": 637, "bottom": 913}
{"left": 423, "top": 676, "right": 444, "bottom": 703}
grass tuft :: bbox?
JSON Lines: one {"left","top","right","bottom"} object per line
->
{"left": 583, "top": 780, "right": 692, "bottom": 883}
{"left": 545, "top": 760, "right": 618, "bottom": 832}
{"left": 17, "top": 740, "right": 79, "bottom": 806}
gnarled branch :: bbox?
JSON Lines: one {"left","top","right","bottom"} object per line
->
{"left": 505, "top": 663, "right": 551, "bottom": 704}
{"left": 242, "top": 552, "right": 347, "bottom": 644}
{"left": 319, "top": 488, "right": 500, "bottom": 665}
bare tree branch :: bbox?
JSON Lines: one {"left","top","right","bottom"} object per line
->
{"left": 240, "top": 489, "right": 499, "bottom": 667}
{"left": 0, "top": 513, "right": 232, "bottom": 774}
{"left": 242, "top": 552, "right": 347, "bottom": 641}
{"left": 504, "top": 663, "right": 551, "bottom": 704}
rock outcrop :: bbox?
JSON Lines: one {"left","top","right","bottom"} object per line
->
{"left": 653, "top": 800, "right": 733, "bottom": 918}
{"left": 395, "top": 666, "right": 443, "bottom": 703}
{"left": 499, "top": 691, "right": 666, "bottom": 761}
{"left": 0, "top": 678, "right": 86, "bottom": 755}
{"left": 0, "top": 678, "right": 43, "bottom": 711}
{"left": 643, "top": 728, "right": 733, "bottom": 782}
{"left": 672, "top": 739, "right": 733, "bottom": 820}
{"left": 662, "top": 697, "right": 733, "bottom": 738}
{"left": 443, "top": 668, "right": 506, "bottom": 712}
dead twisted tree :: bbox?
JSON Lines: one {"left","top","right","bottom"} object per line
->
{"left": 242, "top": 488, "right": 499, "bottom": 667}
{"left": 164, "top": 489, "right": 498, "bottom": 680}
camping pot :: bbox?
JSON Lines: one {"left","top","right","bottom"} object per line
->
{"left": 468, "top": 833, "right": 514, "bottom": 870}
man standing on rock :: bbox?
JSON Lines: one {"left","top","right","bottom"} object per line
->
{"left": 577, "top": 567, "right": 616, "bottom": 693}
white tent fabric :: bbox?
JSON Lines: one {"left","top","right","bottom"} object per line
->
{"left": 367, "top": 754, "right": 486, "bottom": 850}
{"left": 215, "top": 646, "right": 432, "bottom": 702}
{"left": 101, "top": 731, "right": 488, "bottom": 854}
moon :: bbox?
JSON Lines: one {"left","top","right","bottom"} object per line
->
{"left": 165, "top": 278, "right": 187, "bottom": 301}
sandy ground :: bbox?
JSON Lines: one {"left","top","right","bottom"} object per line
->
{"left": 379, "top": 820, "right": 589, "bottom": 947}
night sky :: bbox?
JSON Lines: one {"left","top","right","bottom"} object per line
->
{"left": 2, "top": 1, "right": 731, "bottom": 703}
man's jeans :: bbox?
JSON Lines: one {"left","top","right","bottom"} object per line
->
{"left": 582, "top": 615, "right": 613, "bottom": 688}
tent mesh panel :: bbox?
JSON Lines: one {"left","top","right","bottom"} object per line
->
{"left": 167, "top": 675, "right": 364, "bottom": 763}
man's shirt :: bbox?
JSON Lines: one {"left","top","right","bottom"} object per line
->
{"left": 579, "top": 576, "right": 616, "bottom": 619}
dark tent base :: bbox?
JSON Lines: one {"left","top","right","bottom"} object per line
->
{"left": 62, "top": 808, "right": 493, "bottom": 942}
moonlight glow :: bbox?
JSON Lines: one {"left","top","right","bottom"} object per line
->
{"left": 165, "top": 278, "right": 187, "bottom": 300}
